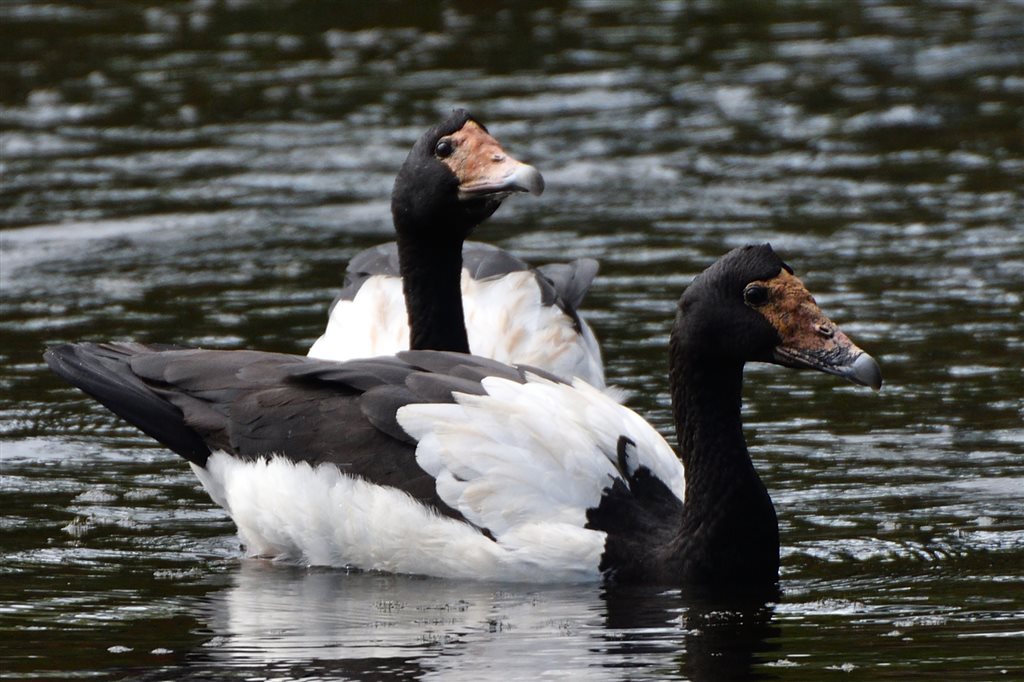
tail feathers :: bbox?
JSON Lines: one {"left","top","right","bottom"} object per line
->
{"left": 44, "top": 342, "right": 211, "bottom": 466}
{"left": 537, "top": 258, "right": 599, "bottom": 311}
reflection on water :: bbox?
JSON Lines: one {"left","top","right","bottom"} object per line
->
{"left": 146, "top": 565, "right": 777, "bottom": 681}
{"left": 2, "top": 0, "right": 1023, "bottom": 679}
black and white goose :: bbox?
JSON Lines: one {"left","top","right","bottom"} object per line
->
{"left": 308, "top": 109, "right": 604, "bottom": 387}
{"left": 45, "top": 244, "right": 881, "bottom": 587}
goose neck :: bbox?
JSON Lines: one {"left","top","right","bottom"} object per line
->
{"left": 663, "top": 330, "right": 779, "bottom": 585}
{"left": 397, "top": 231, "right": 470, "bottom": 353}
{"left": 669, "top": 334, "right": 748, "bottom": 480}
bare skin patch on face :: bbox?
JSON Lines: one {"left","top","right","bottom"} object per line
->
{"left": 748, "top": 270, "right": 858, "bottom": 359}
{"left": 438, "top": 121, "right": 534, "bottom": 196}
{"left": 742, "top": 265, "right": 880, "bottom": 388}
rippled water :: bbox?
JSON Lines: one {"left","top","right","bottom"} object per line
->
{"left": 2, "top": 1, "right": 1023, "bottom": 679}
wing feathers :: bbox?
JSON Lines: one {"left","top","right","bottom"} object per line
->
{"left": 397, "top": 374, "right": 684, "bottom": 544}
{"left": 405, "top": 372, "right": 487, "bottom": 402}
{"left": 359, "top": 385, "right": 419, "bottom": 444}
{"left": 45, "top": 343, "right": 212, "bottom": 465}
{"left": 49, "top": 341, "right": 674, "bottom": 580}
{"left": 537, "top": 258, "right": 599, "bottom": 311}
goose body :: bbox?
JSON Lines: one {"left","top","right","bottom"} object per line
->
{"left": 302, "top": 108, "right": 604, "bottom": 387}
{"left": 46, "top": 245, "right": 881, "bottom": 588}
{"left": 308, "top": 241, "right": 605, "bottom": 388}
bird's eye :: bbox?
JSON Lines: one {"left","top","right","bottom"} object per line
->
{"left": 435, "top": 138, "right": 454, "bottom": 158}
{"left": 743, "top": 285, "right": 769, "bottom": 306}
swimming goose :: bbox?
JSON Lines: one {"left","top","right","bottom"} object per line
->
{"left": 308, "top": 110, "right": 605, "bottom": 387}
{"left": 45, "top": 244, "right": 881, "bottom": 587}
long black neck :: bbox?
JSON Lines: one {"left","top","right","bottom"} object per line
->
{"left": 663, "top": 327, "right": 780, "bottom": 587}
{"left": 397, "top": 230, "right": 470, "bottom": 353}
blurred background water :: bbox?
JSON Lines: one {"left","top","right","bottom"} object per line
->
{"left": 1, "top": 1, "right": 1022, "bottom": 680}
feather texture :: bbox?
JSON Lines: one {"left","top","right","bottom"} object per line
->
{"left": 46, "top": 244, "right": 879, "bottom": 588}
{"left": 46, "top": 342, "right": 679, "bottom": 581}
{"left": 308, "top": 242, "right": 605, "bottom": 388}
{"left": 398, "top": 373, "right": 683, "bottom": 542}
{"left": 192, "top": 451, "right": 606, "bottom": 582}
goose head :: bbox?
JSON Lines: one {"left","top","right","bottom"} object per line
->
{"left": 676, "top": 243, "right": 882, "bottom": 390}
{"left": 391, "top": 109, "right": 544, "bottom": 242}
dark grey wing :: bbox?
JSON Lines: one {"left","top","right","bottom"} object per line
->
{"left": 536, "top": 258, "right": 600, "bottom": 311}
{"left": 329, "top": 241, "right": 530, "bottom": 308}
{"left": 44, "top": 343, "right": 539, "bottom": 520}
{"left": 328, "top": 240, "right": 597, "bottom": 313}
{"left": 462, "top": 243, "right": 599, "bottom": 328}
{"left": 45, "top": 342, "right": 213, "bottom": 464}
{"left": 460, "top": 242, "right": 599, "bottom": 311}
{"left": 397, "top": 350, "right": 571, "bottom": 387}
{"left": 460, "top": 241, "right": 530, "bottom": 279}
{"left": 45, "top": 343, "right": 357, "bottom": 465}
{"left": 345, "top": 242, "right": 403, "bottom": 278}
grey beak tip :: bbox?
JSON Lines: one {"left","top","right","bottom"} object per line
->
{"left": 519, "top": 164, "right": 545, "bottom": 196}
{"left": 851, "top": 352, "right": 883, "bottom": 391}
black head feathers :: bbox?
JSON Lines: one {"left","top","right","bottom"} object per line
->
{"left": 673, "top": 244, "right": 792, "bottom": 362}
{"left": 390, "top": 110, "right": 495, "bottom": 240}
{"left": 684, "top": 244, "right": 792, "bottom": 303}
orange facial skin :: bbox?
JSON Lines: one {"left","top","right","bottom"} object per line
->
{"left": 438, "top": 121, "right": 544, "bottom": 199}
{"left": 750, "top": 270, "right": 881, "bottom": 389}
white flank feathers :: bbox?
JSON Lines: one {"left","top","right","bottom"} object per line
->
{"left": 192, "top": 452, "right": 605, "bottom": 583}
{"left": 307, "top": 270, "right": 605, "bottom": 388}
{"left": 187, "top": 373, "right": 683, "bottom": 582}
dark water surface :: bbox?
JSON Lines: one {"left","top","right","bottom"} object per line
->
{"left": 2, "top": 1, "right": 1022, "bottom": 680}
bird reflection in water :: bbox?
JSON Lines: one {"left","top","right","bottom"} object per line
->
{"left": 167, "top": 565, "right": 779, "bottom": 681}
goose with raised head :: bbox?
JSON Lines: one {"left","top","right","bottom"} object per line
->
{"left": 45, "top": 244, "right": 880, "bottom": 588}
{"left": 308, "top": 110, "right": 605, "bottom": 387}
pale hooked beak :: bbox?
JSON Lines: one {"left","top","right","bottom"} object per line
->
{"left": 458, "top": 160, "right": 545, "bottom": 200}
{"left": 759, "top": 269, "right": 882, "bottom": 391}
